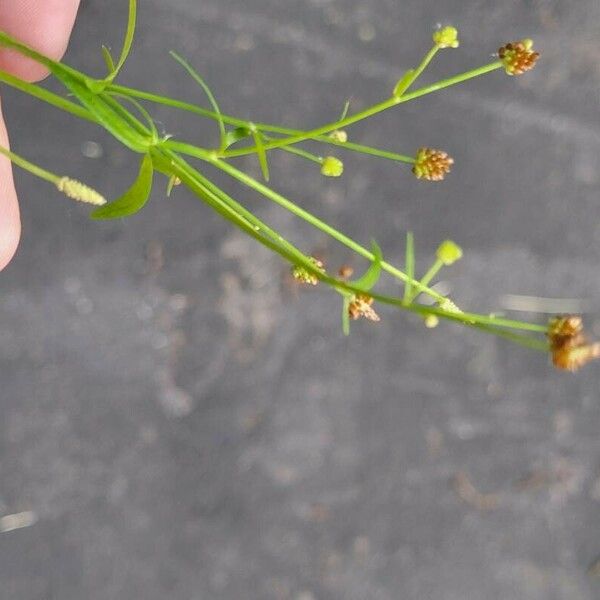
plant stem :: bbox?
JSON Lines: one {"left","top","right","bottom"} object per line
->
{"left": 410, "top": 258, "right": 444, "bottom": 302}
{"left": 220, "top": 61, "right": 503, "bottom": 158}
{"left": 0, "top": 144, "right": 59, "bottom": 185}
{"left": 188, "top": 145, "right": 448, "bottom": 302}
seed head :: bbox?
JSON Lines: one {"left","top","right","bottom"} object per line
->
{"left": 552, "top": 343, "right": 600, "bottom": 372}
{"left": 348, "top": 293, "right": 380, "bottom": 322}
{"left": 548, "top": 314, "right": 600, "bottom": 372}
{"left": 438, "top": 297, "right": 463, "bottom": 314}
{"left": 436, "top": 240, "right": 463, "bottom": 266}
{"left": 498, "top": 39, "right": 539, "bottom": 76}
{"left": 338, "top": 265, "right": 354, "bottom": 279}
{"left": 291, "top": 257, "right": 325, "bottom": 286}
{"left": 433, "top": 26, "right": 459, "bottom": 49}
{"left": 56, "top": 177, "right": 106, "bottom": 206}
{"left": 424, "top": 314, "right": 440, "bottom": 329}
{"left": 321, "top": 156, "right": 344, "bottom": 177}
{"left": 329, "top": 130, "right": 348, "bottom": 143}
{"left": 548, "top": 315, "right": 583, "bottom": 343}
{"left": 412, "top": 147, "right": 454, "bottom": 181}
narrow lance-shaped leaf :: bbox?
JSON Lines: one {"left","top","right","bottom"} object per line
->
{"left": 252, "top": 127, "right": 270, "bottom": 182}
{"left": 111, "top": 0, "right": 137, "bottom": 80}
{"left": 393, "top": 69, "right": 415, "bottom": 98}
{"left": 91, "top": 153, "right": 154, "bottom": 219}
{"left": 353, "top": 240, "right": 383, "bottom": 291}
{"left": 169, "top": 51, "right": 227, "bottom": 151}
{"left": 86, "top": 0, "right": 137, "bottom": 92}
{"left": 101, "top": 45, "right": 116, "bottom": 75}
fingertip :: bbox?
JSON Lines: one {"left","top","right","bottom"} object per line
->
{"left": 0, "top": 0, "right": 81, "bottom": 82}
{"left": 0, "top": 200, "right": 21, "bottom": 271}
{"left": 0, "top": 102, "right": 21, "bottom": 271}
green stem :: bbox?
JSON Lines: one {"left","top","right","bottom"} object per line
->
{"left": 0, "top": 70, "right": 94, "bottom": 122}
{"left": 0, "top": 144, "right": 59, "bottom": 185}
{"left": 159, "top": 148, "right": 549, "bottom": 339}
{"left": 220, "top": 61, "right": 503, "bottom": 158}
{"left": 276, "top": 143, "right": 323, "bottom": 165}
{"left": 166, "top": 140, "right": 447, "bottom": 302}
{"left": 409, "top": 258, "right": 444, "bottom": 302}
{"left": 110, "top": 81, "right": 415, "bottom": 164}
{"left": 396, "top": 45, "right": 440, "bottom": 97}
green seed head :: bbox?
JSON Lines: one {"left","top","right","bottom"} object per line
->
{"left": 424, "top": 314, "right": 440, "bottom": 329}
{"left": 321, "top": 156, "right": 344, "bottom": 177}
{"left": 438, "top": 298, "right": 463, "bottom": 314}
{"left": 433, "top": 26, "right": 459, "bottom": 49}
{"left": 56, "top": 177, "right": 106, "bottom": 206}
{"left": 329, "top": 130, "right": 348, "bottom": 143}
{"left": 436, "top": 240, "right": 463, "bottom": 265}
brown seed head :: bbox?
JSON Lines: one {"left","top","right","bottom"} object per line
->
{"left": 412, "top": 148, "right": 454, "bottom": 181}
{"left": 548, "top": 315, "right": 583, "bottom": 346}
{"left": 498, "top": 39, "right": 539, "bottom": 76}
{"left": 552, "top": 342, "right": 600, "bottom": 372}
{"left": 547, "top": 314, "right": 600, "bottom": 372}
{"left": 348, "top": 294, "right": 380, "bottom": 322}
{"left": 338, "top": 265, "right": 354, "bottom": 279}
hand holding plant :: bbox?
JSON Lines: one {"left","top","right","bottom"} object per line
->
{"left": 1, "top": 0, "right": 596, "bottom": 372}
{"left": 0, "top": 0, "right": 81, "bottom": 270}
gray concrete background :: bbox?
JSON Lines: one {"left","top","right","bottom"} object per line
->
{"left": 1, "top": 1, "right": 600, "bottom": 598}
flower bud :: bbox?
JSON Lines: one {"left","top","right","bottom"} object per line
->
{"left": 329, "top": 130, "right": 348, "bottom": 143}
{"left": 436, "top": 240, "right": 463, "bottom": 266}
{"left": 433, "top": 26, "right": 459, "bottom": 49}
{"left": 321, "top": 156, "right": 344, "bottom": 177}
{"left": 424, "top": 314, "right": 439, "bottom": 329}
{"left": 498, "top": 39, "right": 539, "bottom": 76}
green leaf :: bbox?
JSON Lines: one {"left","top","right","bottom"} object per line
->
{"left": 353, "top": 240, "right": 383, "bottom": 291}
{"left": 109, "top": 0, "right": 137, "bottom": 81}
{"left": 403, "top": 231, "right": 414, "bottom": 303}
{"left": 342, "top": 296, "right": 351, "bottom": 336}
{"left": 169, "top": 51, "right": 227, "bottom": 151}
{"left": 91, "top": 153, "right": 154, "bottom": 219}
{"left": 53, "top": 69, "right": 150, "bottom": 153}
{"left": 87, "top": 0, "right": 137, "bottom": 92}
{"left": 101, "top": 45, "right": 116, "bottom": 75}
{"left": 252, "top": 128, "right": 270, "bottom": 182}
{"left": 224, "top": 126, "right": 251, "bottom": 148}
{"left": 393, "top": 69, "right": 415, "bottom": 98}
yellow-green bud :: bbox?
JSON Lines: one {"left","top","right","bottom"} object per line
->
{"left": 329, "top": 130, "right": 348, "bottom": 143}
{"left": 424, "top": 314, "right": 439, "bottom": 329}
{"left": 433, "top": 26, "right": 459, "bottom": 49}
{"left": 436, "top": 240, "right": 463, "bottom": 266}
{"left": 56, "top": 177, "right": 106, "bottom": 206}
{"left": 321, "top": 156, "right": 344, "bottom": 177}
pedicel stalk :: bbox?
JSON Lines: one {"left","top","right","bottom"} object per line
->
{"left": 0, "top": 3, "right": 597, "bottom": 371}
